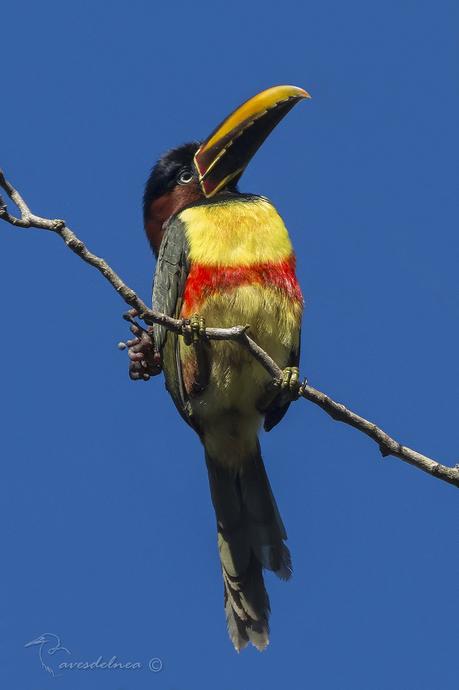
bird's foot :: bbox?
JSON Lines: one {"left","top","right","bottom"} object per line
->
{"left": 182, "top": 314, "right": 206, "bottom": 345}
{"left": 119, "top": 310, "right": 162, "bottom": 381}
{"left": 279, "top": 366, "right": 301, "bottom": 400}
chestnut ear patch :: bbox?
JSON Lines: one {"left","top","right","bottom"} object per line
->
{"left": 145, "top": 183, "right": 202, "bottom": 256}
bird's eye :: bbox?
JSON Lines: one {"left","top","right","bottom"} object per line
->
{"left": 178, "top": 169, "right": 193, "bottom": 185}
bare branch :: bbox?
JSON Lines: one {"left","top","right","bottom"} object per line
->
{"left": 1, "top": 170, "right": 458, "bottom": 489}
{"left": 299, "top": 386, "right": 459, "bottom": 488}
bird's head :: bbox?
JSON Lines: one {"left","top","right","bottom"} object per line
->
{"left": 143, "top": 84, "right": 310, "bottom": 255}
{"left": 24, "top": 633, "right": 56, "bottom": 647}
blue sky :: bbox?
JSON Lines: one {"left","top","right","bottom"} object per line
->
{"left": 1, "top": 1, "right": 458, "bottom": 688}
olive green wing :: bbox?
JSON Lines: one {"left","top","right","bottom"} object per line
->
{"left": 152, "top": 215, "right": 197, "bottom": 431}
{"left": 263, "top": 332, "right": 301, "bottom": 432}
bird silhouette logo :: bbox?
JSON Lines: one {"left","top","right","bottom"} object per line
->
{"left": 25, "top": 632, "right": 70, "bottom": 677}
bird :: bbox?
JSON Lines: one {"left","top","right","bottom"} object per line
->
{"left": 24, "top": 633, "right": 70, "bottom": 676}
{"left": 128, "top": 85, "right": 310, "bottom": 651}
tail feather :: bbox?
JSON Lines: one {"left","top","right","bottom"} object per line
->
{"left": 205, "top": 443, "right": 291, "bottom": 651}
{"left": 223, "top": 559, "right": 270, "bottom": 651}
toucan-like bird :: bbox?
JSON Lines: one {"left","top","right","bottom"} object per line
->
{"left": 128, "top": 85, "right": 310, "bottom": 651}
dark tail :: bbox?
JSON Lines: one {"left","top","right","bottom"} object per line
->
{"left": 205, "top": 443, "right": 291, "bottom": 651}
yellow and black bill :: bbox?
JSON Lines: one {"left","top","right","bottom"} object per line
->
{"left": 193, "top": 84, "right": 311, "bottom": 198}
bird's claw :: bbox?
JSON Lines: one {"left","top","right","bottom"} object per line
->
{"left": 280, "top": 366, "right": 301, "bottom": 400}
{"left": 120, "top": 311, "right": 162, "bottom": 381}
{"left": 183, "top": 314, "right": 206, "bottom": 345}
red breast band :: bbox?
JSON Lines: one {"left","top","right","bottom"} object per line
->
{"left": 182, "top": 255, "right": 303, "bottom": 315}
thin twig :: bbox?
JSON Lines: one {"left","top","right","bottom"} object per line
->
{"left": 1, "top": 169, "right": 458, "bottom": 489}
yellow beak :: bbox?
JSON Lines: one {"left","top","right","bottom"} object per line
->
{"left": 194, "top": 85, "right": 311, "bottom": 197}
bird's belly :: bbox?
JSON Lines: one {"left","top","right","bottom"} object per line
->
{"left": 180, "top": 283, "right": 302, "bottom": 456}
{"left": 198, "top": 281, "right": 301, "bottom": 374}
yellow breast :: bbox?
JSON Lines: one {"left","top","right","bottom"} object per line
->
{"left": 179, "top": 196, "right": 293, "bottom": 266}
